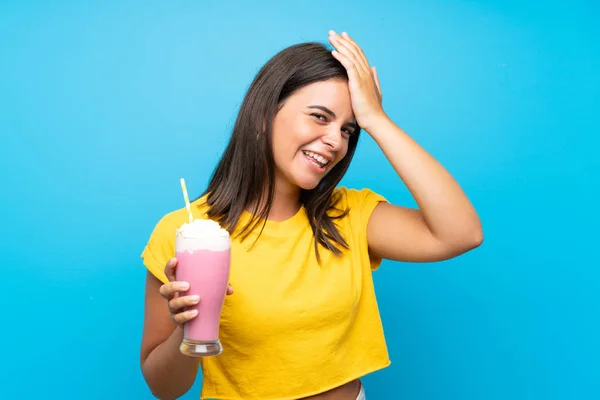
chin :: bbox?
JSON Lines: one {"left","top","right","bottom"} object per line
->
{"left": 296, "top": 181, "right": 320, "bottom": 191}
{"left": 292, "top": 175, "right": 322, "bottom": 191}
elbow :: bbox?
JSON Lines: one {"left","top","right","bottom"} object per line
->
{"left": 147, "top": 387, "right": 174, "bottom": 400}
{"left": 141, "top": 363, "right": 193, "bottom": 400}
{"left": 465, "top": 223, "right": 484, "bottom": 250}
{"left": 445, "top": 230, "right": 482, "bottom": 259}
{"left": 147, "top": 384, "right": 177, "bottom": 400}
{"left": 449, "top": 222, "right": 483, "bottom": 254}
{"left": 151, "top": 389, "right": 184, "bottom": 400}
{"left": 145, "top": 379, "right": 190, "bottom": 400}
{"left": 471, "top": 230, "right": 484, "bottom": 249}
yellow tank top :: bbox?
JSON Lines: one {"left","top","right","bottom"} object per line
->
{"left": 141, "top": 186, "right": 391, "bottom": 400}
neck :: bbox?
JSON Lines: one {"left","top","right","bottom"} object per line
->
{"left": 251, "top": 176, "right": 301, "bottom": 222}
{"left": 269, "top": 186, "right": 302, "bottom": 221}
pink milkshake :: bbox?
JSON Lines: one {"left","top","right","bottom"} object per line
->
{"left": 175, "top": 218, "right": 231, "bottom": 357}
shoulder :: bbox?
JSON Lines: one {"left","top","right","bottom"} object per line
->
{"left": 141, "top": 195, "right": 211, "bottom": 283}
{"left": 331, "top": 186, "right": 388, "bottom": 231}
{"left": 332, "top": 186, "right": 388, "bottom": 209}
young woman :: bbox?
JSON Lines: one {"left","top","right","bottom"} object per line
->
{"left": 140, "top": 30, "right": 483, "bottom": 400}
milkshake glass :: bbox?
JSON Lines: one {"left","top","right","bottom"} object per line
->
{"left": 175, "top": 218, "right": 231, "bottom": 357}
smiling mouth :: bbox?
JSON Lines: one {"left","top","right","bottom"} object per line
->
{"left": 302, "top": 150, "right": 330, "bottom": 168}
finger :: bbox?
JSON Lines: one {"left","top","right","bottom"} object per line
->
{"left": 372, "top": 66, "right": 382, "bottom": 100}
{"left": 227, "top": 285, "right": 234, "bottom": 295}
{"left": 340, "top": 31, "right": 371, "bottom": 70}
{"left": 328, "top": 32, "right": 365, "bottom": 76}
{"left": 329, "top": 31, "right": 364, "bottom": 75}
{"left": 332, "top": 31, "right": 370, "bottom": 73}
{"left": 159, "top": 281, "right": 189, "bottom": 300}
{"left": 164, "top": 258, "right": 178, "bottom": 282}
{"left": 172, "top": 309, "right": 198, "bottom": 325}
{"left": 341, "top": 32, "right": 367, "bottom": 58}
{"left": 331, "top": 49, "right": 361, "bottom": 83}
{"left": 168, "top": 294, "right": 200, "bottom": 313}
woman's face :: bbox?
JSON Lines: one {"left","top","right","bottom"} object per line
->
{"left": 270, "top": 78, "right": 357, "bottom": 193}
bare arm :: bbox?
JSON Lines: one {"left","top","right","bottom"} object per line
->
{"left": 366, "top": 115, "right": 483, "bottom": 262}
{"left": 327, "top": 31, "right": 483, "bottom": 263}
{"left": 140, "top": 271, "right": 199, "bottom": 399}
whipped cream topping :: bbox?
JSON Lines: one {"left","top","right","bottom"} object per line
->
{"left": 176, "top": 219, "right": 230, "bottom": 252}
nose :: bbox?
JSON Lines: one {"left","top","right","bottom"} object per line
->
{"left": 321, "top": 127, "right": 343, "bottom": 152}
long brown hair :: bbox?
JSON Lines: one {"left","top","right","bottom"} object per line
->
{"left": 200, "top": 42, "right": 361, "bottom": 261}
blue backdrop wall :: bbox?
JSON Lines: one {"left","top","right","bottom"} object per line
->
{"left": 1, "top": 1, "right": 598, "bottom": 399}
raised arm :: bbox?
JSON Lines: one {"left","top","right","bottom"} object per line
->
{"left": 365, "top": 116, "right": 483, "bottom": 262}
{"left": 328, "top": 30, "right": 483, "bottom": 263}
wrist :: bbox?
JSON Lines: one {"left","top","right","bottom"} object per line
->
{"left": 361, "top": 112, "right": 393, "bottom": 138}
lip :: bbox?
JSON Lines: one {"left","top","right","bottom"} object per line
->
{"left": 302, "top": 151, "right": 328, "bottom": 173}
{"left": 302, "top": 149, "right": 334, "bottom": 163}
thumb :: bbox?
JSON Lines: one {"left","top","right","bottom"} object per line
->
{"left": 164, "top": 257, "right": 178, "bottom": 282}
{"left": 371, "top": 66, "right": 382, "bottom": 101}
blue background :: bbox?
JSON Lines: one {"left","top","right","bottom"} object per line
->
{"left": 1, "top": 1, "right": 598, "bottom": 399}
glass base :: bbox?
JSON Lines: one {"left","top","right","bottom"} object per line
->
{"left": 180, "top": 339, "right": 223, "bottom": 357}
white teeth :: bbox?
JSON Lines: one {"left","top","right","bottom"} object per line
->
{"left": 303, "top": 151, "right": 329, "bottom": 166}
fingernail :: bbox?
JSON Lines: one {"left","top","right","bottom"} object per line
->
{"left": 342, "top": 32, "right": 348, "bottom": 37}
{"left": 180, "top": 282, "right": 189, "bottom": 290}
{"left": 329, "top": 29, "right": 336, "bottom": 35}
{"left": 190, "top": 295, "right": 200, "bottom": 303}
{"left": 189, "top": 309, "right": 198, "bottom": 316}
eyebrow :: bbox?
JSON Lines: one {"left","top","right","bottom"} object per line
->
{"left": 307, "top": 105, "right": 357, "bottom": 128}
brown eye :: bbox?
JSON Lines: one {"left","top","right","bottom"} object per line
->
{"left": 342, "top": 127, "right": 356, "bottom": 137}
{"left": 311, "top": 113, "right": 327, "bottom": 121}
